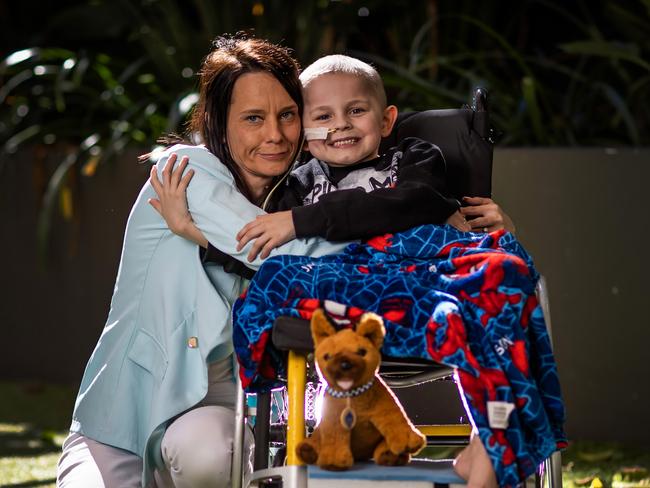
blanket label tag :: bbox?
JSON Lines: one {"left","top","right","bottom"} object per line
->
{"left": 487, "top": 401, "right": 515, "bottom": 429}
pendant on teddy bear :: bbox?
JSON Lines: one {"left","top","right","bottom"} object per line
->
{"left": 340, "top": 401, "right": 357, "bottom": 430}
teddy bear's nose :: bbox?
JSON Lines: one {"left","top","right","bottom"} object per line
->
{"left": 340, "top": 360, "right": 353, "bottom": 371}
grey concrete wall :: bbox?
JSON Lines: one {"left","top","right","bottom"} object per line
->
{"left": 492, "top": 148, "right": 649, "bottom": 444}
{"left": 0, "top": 147, "right": 648, "bottom": 443}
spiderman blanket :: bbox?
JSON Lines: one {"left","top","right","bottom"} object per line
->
{"left": 233, "top": 225, "right": 566, "bottom": 486}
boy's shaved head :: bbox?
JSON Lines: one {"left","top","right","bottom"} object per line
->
{"left": 300, "top": 55, "right": 387, "bottom": 109}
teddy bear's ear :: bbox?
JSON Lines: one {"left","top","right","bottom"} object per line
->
{"left": 356, "top": 312, "right": 385, "bottom": 349}
{"left": 311, "top": 309, "right": 337, "bottom": 346}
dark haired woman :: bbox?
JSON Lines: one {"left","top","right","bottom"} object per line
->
{"left": 56, "top": 36, "right": 347, "bottom": 488}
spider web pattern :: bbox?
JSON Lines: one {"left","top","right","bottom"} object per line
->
{"left": 233, "top": 224, "right": 566, "bottom": 486}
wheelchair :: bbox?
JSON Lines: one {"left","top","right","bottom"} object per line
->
{"left": 230, "top": 89, "right": 563, "bottom": 488}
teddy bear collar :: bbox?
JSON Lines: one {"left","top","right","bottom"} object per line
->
{"left": 325, "top": 378, "right": 375, "bottom": 398}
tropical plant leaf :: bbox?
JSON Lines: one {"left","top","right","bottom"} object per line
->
{"left": 349, "top": 50, "right": 468, "bottom": 105}
{"left": 36, "top": 152, "right": 78, "bottom": 262}
{"left": 596, "top": 83, "right": 640, "bottom": 145}
{"left": 446, "top": 14, "right": 535, "bottom": 79}
{"left": 560, "top": 41, "right": 650, "bottom": 71}
{"left": 3, "top": 125, "right": 41, "bottom": 154}
{"left": 521, "top": 77, "right": 544, "bottom": 143}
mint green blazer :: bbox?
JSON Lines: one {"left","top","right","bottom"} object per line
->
{"left": 70, "top": 145, "right": 348, "bottom": 486}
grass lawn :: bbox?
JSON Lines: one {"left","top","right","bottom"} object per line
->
{"left": 0, "top": 381, "right": 648, "bottom": 487}
{"left": 0, "top": 382, "right": 75, "bottom": 488}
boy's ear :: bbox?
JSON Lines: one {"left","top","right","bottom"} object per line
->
{"left": 356, "top": 312, "right": 385, "bottom": 349}
{"left": 380, "top": 105, "right": 399, "bottom": 137}
{"left": 311, "top": 309, "right": 337, "bottom": 346}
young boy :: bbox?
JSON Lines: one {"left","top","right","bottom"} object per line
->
{"left": 235, "top": 54, "right": 470, "bottom": 262}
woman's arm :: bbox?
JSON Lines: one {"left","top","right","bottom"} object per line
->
{"left": 148, "top": 154, "right": 257, "bottom": 277}
{"left": 150, "top": 147, "right": 349, "bottom": 271}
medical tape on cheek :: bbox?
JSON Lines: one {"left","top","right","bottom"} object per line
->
{"left": 303, "top": 127, "right": 329, "bottom": 141}
{"left": 303, "top": 127, "right": 340, "bottom": 141}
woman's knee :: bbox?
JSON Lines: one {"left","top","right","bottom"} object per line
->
{"left": 164, "top": 444, "right": 231, "bottom": 488}
{"left": 57, "top": 434, "right": 105, "bottom": 488}
{"left": 161, "top": 406, "right": 253, "bottom": 488}
{"left": 57, "top": 433, "right": 143, "bottom": 488}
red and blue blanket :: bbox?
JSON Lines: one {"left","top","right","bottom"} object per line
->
{"left": 232, "top": 225, "right": 566, "bottom": 486}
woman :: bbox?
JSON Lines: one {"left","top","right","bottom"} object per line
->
{"left": 56, "top": 35, "right": 348, "bottom": 488}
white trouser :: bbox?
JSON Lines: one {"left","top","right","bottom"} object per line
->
{"left": 56, "top": 356, "right": 254, "bottom": 488}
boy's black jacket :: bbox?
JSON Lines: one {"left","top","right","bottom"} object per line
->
{"left": 287, "top": 137, "right": 458, "bottom": 240}
{"left": 201, "top": 137, "right": 458, "bottom": 279}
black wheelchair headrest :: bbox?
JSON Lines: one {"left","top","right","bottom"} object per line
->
{"left": 379, "top": 94, "right": 493, "bottom": 200}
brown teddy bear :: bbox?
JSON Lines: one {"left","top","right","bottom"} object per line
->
{"left": 296, "top": 309, "right": 426, "bottom": 470}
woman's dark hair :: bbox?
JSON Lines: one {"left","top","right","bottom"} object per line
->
{"left": 189, "top": 34, "right": 303, "bottom": 202}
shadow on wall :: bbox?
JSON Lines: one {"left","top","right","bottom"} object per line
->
{"left": 0, "top": 147, "right": 648, "bottom": 443}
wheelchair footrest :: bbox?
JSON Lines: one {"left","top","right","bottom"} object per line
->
{"left": 418, "top": 424, "right": 472, "bottom": 446}
{"left": 308, "top": 459, "right": 465, "bottom": 487}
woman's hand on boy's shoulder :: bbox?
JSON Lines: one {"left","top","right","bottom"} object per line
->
{"left": 236, "top": 210, "right": 297, "bottom": 261}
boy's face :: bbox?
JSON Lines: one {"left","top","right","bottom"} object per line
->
{"left": 302, "top": 73, "right": 397, "bottom": 167}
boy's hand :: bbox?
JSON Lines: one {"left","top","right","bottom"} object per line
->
{"left": 459, "top": 196, "right": 516, "bottom": 234}
{"left": 149, "top": 153, "right": 207, "bottom": 247}
{"left": 237, "top": 211, "right": 296, "bottom": 261}
{"left": 445, "top": 210, "right": 472, "bottom": 232}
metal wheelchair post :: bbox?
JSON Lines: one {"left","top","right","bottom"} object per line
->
{"left": 253, "top": 391, "right": 271, "bottom": 470}
{"left": 536, "top": 451, "right": 563, "bottom": 488}
{"left": 537, "top": 276, "right": 553, "bottom": 344}
{"left": 547, "top": 451, "right": 563, "bottom": 488}
{"left": 535, "top": 276, "right": 563, "bottom": 488}
{"left": 231, "top": 372, "right": 246, "bottom": 488}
